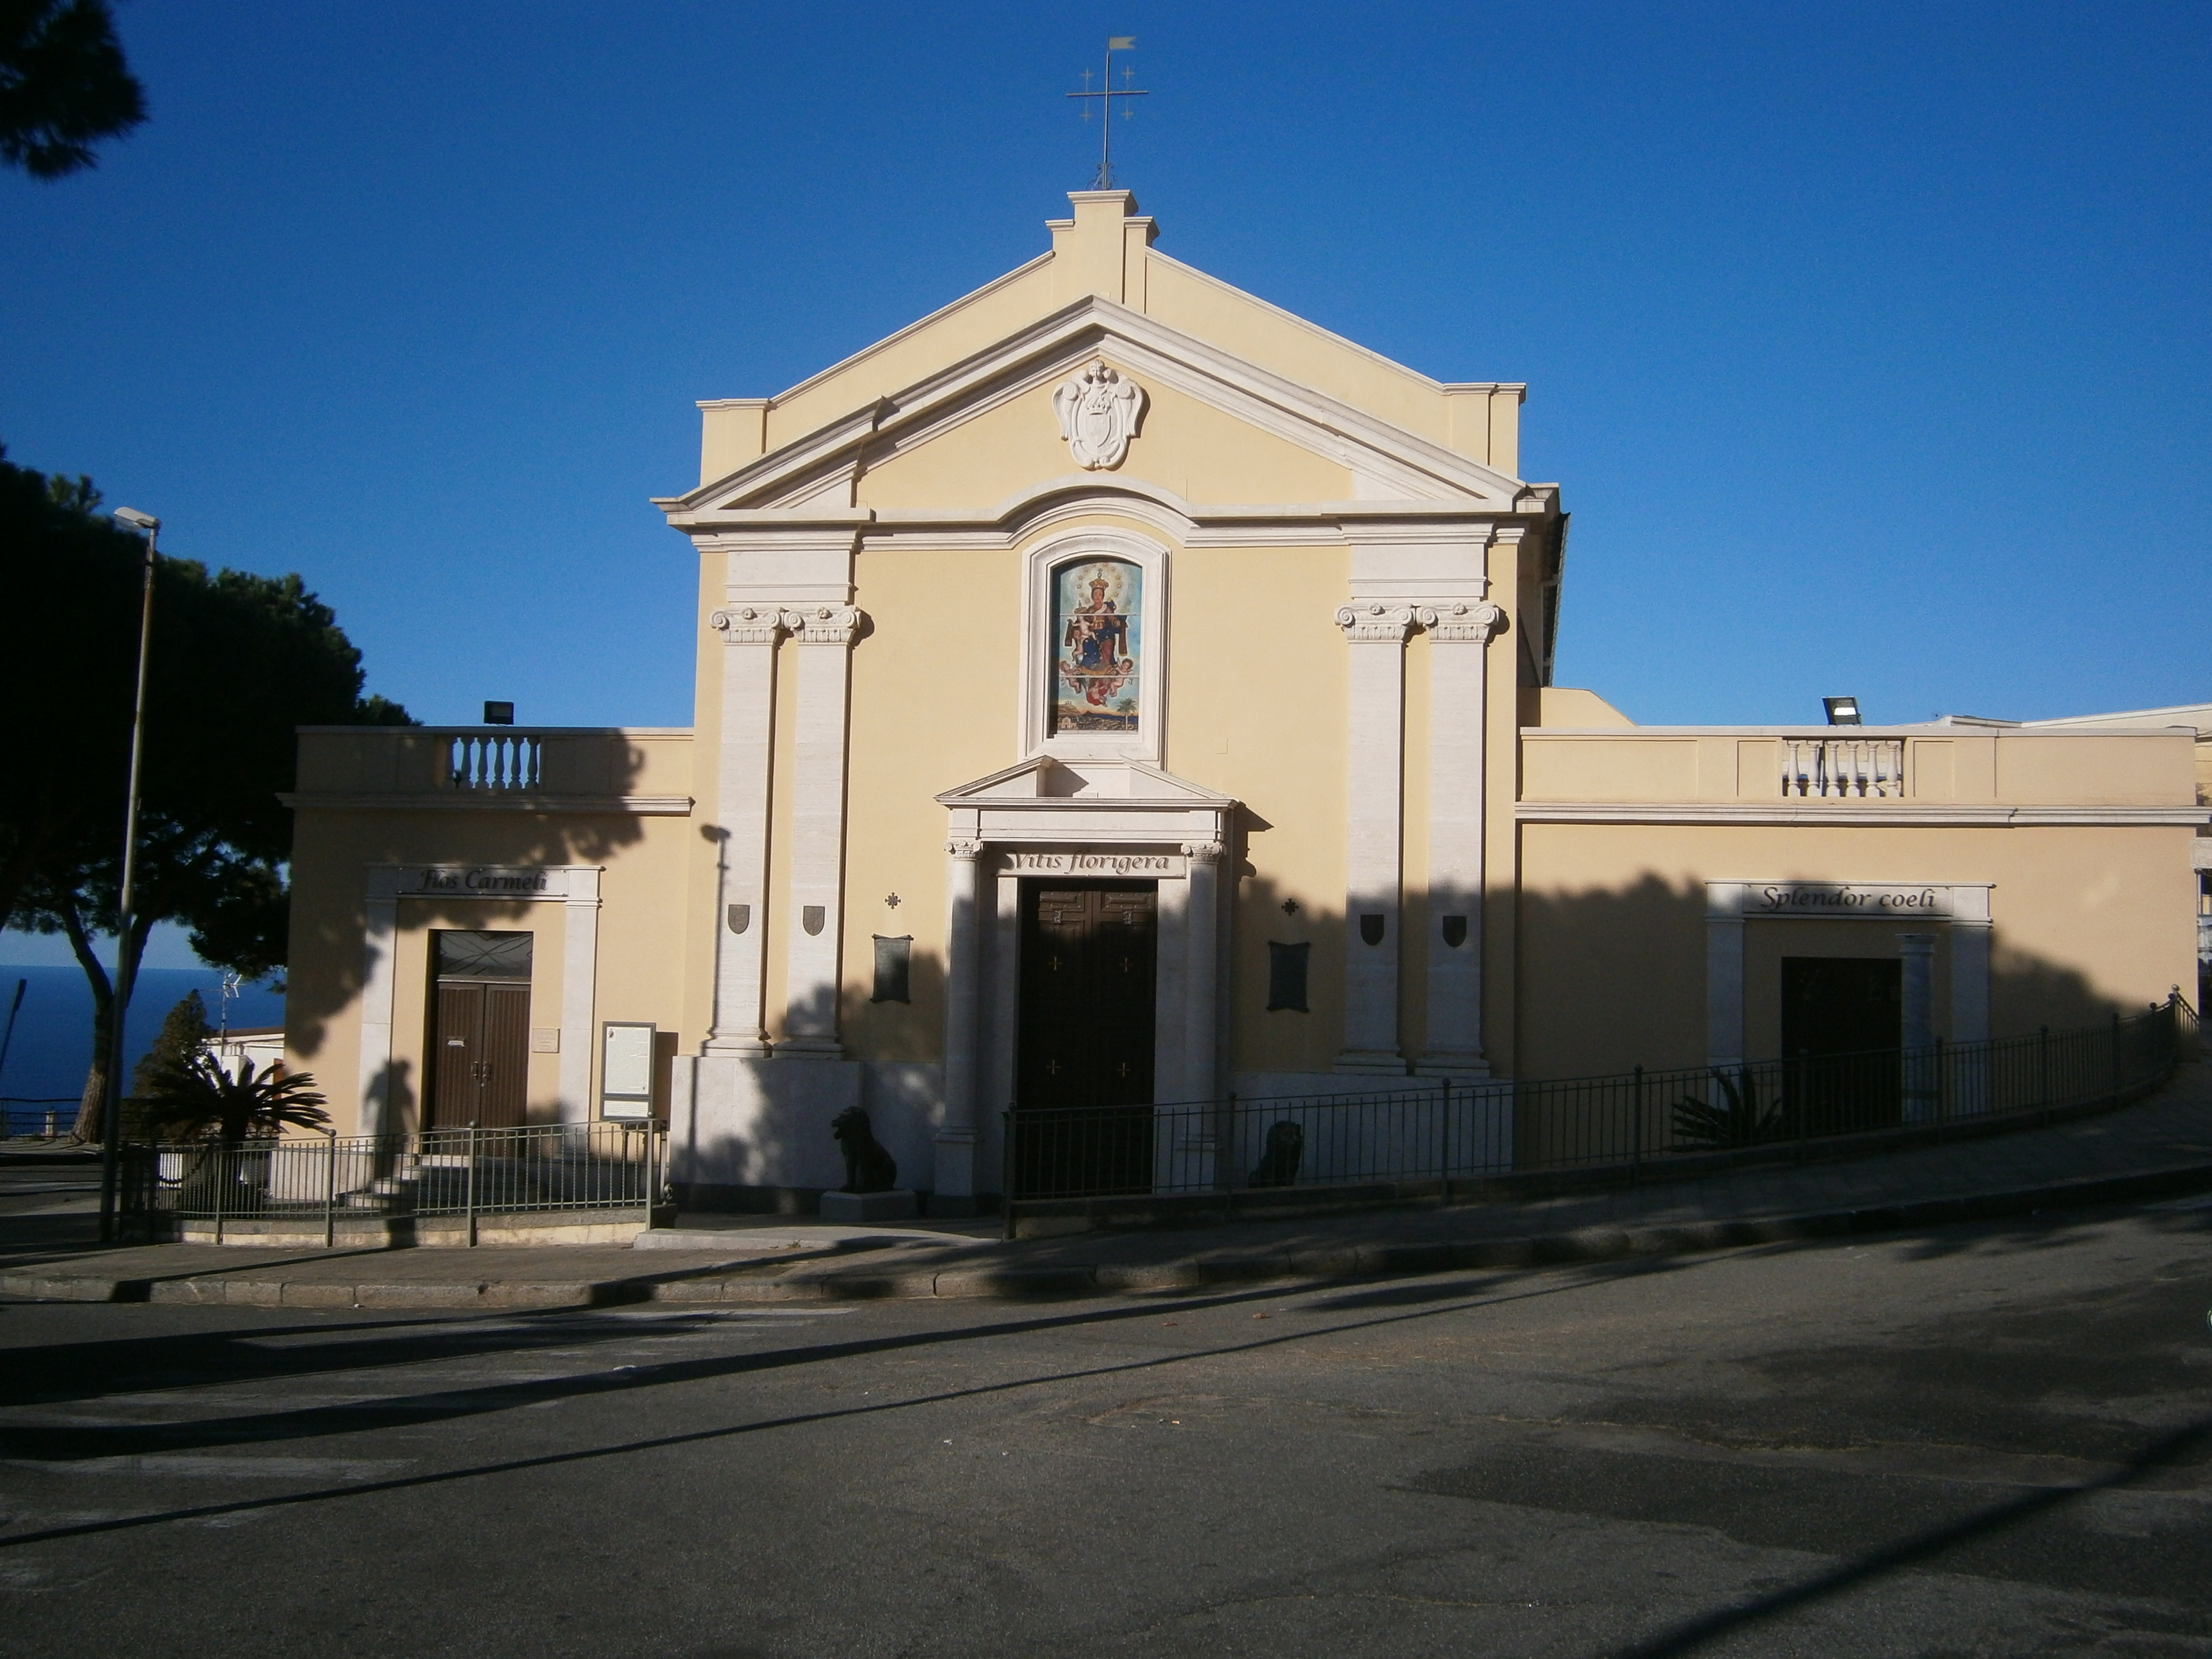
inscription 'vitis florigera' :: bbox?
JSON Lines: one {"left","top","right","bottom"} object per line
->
{"left": 1004, "top": 852, "right": 1175, "bottom": 875}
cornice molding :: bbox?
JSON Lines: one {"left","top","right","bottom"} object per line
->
{"left": 283, "top": 793, "right": 696, "bottom": 817}
{"left": 1515, "top": 803, "right": 2210, "bottom": 827}
{"left": 659, "top": 296, "right": 1541, "bottom": 529}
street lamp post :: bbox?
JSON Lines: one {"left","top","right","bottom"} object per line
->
{"left": 97, "top": 506, "right": 159, "bottom": 1243}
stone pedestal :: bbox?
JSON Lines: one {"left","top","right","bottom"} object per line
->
{"left": 819, "top": 1189, "right": 919, "bottom": 1223}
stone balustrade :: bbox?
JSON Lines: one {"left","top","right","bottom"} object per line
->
{"left": 288, "top": 726, "right": 694, "bottom": 815}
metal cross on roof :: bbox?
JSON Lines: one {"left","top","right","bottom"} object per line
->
{"left": 1067, "top": 36, "right": 1148, "bottom": 189}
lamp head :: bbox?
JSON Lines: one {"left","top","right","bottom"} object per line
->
{"left": 111, "top": 507, "right": 159, "bottom": 531}
{"left": 1823, "top": 696, "right": 1863, "bottom": 727}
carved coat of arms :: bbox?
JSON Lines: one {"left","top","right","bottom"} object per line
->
{"left": 1052, "top": 362, "right": 1146, "bottom": 470}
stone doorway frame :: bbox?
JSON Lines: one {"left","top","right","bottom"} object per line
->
{"left": 933, "top": 757, "right": 1236, "bottom": 1204}
{"left": 1705, "top": 880, "right": 1992, "bottom": 1075}
{"left": 356, "top": 864, "right": 603, "bottom": 1136}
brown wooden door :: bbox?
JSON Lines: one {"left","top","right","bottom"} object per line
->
{"left": 1014, "top": 882, "right": 1156, "bottom": 1195}
{"left": 428, "top": 979, "right": 532, "bottom": 1129}
{"left": 1781, "top": 956, "right": 1901, "bottom": 1135}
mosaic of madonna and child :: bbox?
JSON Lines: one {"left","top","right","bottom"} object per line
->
{"left": 1050, "top": 559, "right": 1142, "bottom": 734}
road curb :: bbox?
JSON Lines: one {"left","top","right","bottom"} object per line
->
{"left": 8, "top": 1157, "right": 2212, "bottom": 1310}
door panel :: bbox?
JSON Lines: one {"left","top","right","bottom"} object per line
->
{"left": 429, "top": 982, "right": 485, "bottom": 1131}
{"left": 478, "top": 983, "right": 532, "bottom": 1128}
{"left": 1781, "top": 956, "right": 1902, "bottom": 1134}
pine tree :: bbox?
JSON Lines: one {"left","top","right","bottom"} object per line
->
{"left": 132, "top": 990, "right": 210, "bottom": 1100}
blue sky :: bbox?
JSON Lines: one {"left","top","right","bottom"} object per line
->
{"left": 4, "top": 2, "right": 2206, "bottom": 969}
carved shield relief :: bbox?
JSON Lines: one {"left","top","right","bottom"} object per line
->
{"left": 1052, "top": 362, "right": 1146, "bottom": 469}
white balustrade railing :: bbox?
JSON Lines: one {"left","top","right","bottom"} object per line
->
{"left": 1782, "top": 738, "right": 1905, "bottom": 799}
{"left": 447, "top": 730, "right": 543, "bottom": 791}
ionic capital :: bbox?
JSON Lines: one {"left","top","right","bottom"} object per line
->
{"left": 1333, "top": 602, "right": 1416, "bottom": 644}
{"left": 945, "top": 838, "right": 985, "bottom": 861}
{"left": 710, "top": 605, "right": 786, "bottom": 646}
{"left": 783, "top": 604, "right": 861, "bottom": 646}
{"left": 1180, "top": 840, "right": 1225, "bottom": 866}
{"left": 1415, "top": 600, "right": 1506, "bottom": 645}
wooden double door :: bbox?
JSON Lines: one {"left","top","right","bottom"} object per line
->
{"left": 1013, "top": 881, "right": 1157, "bottom": 1196}
{"left": 427, "top": 931, "right": 533, "bottom": 1130}
{"left": 1780, "top": 956, "right": 1902, "bottom": 1134}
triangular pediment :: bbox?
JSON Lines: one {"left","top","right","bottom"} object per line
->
{"left": 935, "top": 754, "right": 1237, "bottom": 809}
{"left": 660, "top": 296, "right": 1527, "bottom": 527}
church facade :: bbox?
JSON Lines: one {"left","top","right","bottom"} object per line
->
{"left": 282, "top": 191, "right": 2204, "bottom": 1209}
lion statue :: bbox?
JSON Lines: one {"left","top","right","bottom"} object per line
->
{"left": 1247, "top": 1119, "right": 1306, "bottom": 1189}
{"left": 831, "top": 1105, "right": 899, "bottom": 1195}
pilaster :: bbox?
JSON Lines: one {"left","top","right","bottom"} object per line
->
{"left": 704, "top": 606, "right": 783, "bottom": 1055}
{"left": 1182, "top": 840, "right": 1225, "bottom": 1101}
{"left": 935, "top": 838, "right": 985, "bottom": 1205}
{"left": 779, "top": 604, "right": 861, "bottom": 1058}
{"left": 1415, "top": 599, "right": 1504, "bottom": 1077}
{"left": 1335, "top": 601, "right": 1414, "bottom": 1073}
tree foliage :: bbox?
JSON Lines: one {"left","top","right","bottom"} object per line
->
{"left": 0, "top": 0, "right": 145, "bottom": 178}
{"left": 0, "top": 449, "right": 413, "bottom": 1137}
{"left": 131, "top": 988, "right": 209, "bottom": 1098}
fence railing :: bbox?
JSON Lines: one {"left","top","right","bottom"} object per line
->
{"left": 1004, "top": 997, "right": 2192, "bottom": 1209}
{"left": 3, "top": 1098, "right": 79, "bottom": 1140}
{"left": 119, "top": 1119, "right": 666, "bottom": 1245}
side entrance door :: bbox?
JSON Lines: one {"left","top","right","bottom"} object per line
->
{"left": 1780, "top": 955, "right": 1901, "bottom": 1134}
{"left": 427, "top": 930, "right": 533, "bottom": 1129}
{"left": 1014, "top": 881, "right": 1157, "bottom": 1195}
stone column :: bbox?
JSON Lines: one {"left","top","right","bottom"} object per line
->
{"left": 1334, "top": 603, "right": 1414, "bottom": 1074}
{"left": 356, "top": 888, "right": 401, "bottom": 1137}
{"left": 1416, "top": 600, "right": 1504, "bottom": 1077}
{"left": 1899, "top": 932, "right": 1938, "bottom": 1122}
{"left": 1949, "top": 889, "right": 1994, "bottom": 1116}
{"left": 1182, "top": 841, "right": 1224, "bottom": 1102}
{"left": 779, "top": 604, "right": 860, "bottom": 1058}
{"left": 705, "top": 606, "right": 783, "bottom": 1054}
{"left": 934, "top": 838, "right": 985, "bottom": 1209}
{"left": 1705, "top": 882, "right": 1748, "bottom": 1076}
{"left": 557, "top": 869, "right": 601, "bottom": 1126}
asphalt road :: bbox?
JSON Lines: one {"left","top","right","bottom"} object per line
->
{"left": 2, "top": 1198, "right": 2209, "bottom": 1658}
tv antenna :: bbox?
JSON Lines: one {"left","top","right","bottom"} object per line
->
{"left": 1067, "top": 36, "right": 1148, "bottom": 189}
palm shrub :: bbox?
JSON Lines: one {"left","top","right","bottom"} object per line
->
{"left": 1671, "top": 1067, "right": 1792, "bottom": 1150}
{"left": 140, "top": 1052, "right": 329, "bottom": 1145}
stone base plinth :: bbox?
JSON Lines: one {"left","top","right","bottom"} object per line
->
{"left": 819, "top": 1189, "right": 919, "bottom": 1223}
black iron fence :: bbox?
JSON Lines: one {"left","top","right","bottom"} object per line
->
{"left": 1005, "top": 997, "right": 2193, "bottom": 1207}
{"left": 120, "top": 1120, "right": 667, "bottom": 1245}
{"left": 2, "top": 1098, "right": 78, "bottom": 1140}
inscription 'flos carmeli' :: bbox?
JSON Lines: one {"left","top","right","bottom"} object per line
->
{"left": 1053, "top": 362, "right": 1145, "bottom": 469}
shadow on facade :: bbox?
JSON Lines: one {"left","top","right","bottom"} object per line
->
{"left": 1512, "top": 872, "right": 2136, "bottom": 1080}
{"left": 285, "top": 738, "right": 656, "bottom": 1133}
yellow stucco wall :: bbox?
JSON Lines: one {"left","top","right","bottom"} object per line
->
{"left": 1514, "top": 821, "right": 2198, "bottom": 1078}
{"left": 284, "top": 738, "right": 697, "bottom": 1137}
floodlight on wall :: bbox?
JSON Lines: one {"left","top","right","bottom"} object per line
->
{"left": 483, "top": 701, "right": 515, "bottom": 726}
{"left": 1824, "top": 696, "right": 1862, "bottom": 726}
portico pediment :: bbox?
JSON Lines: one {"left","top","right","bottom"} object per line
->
{"left": 659, "top": 297, "right": 1532, "bottom": 529}
{"left": 937, "top": 754, "right": 1236, "bottom": 850}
